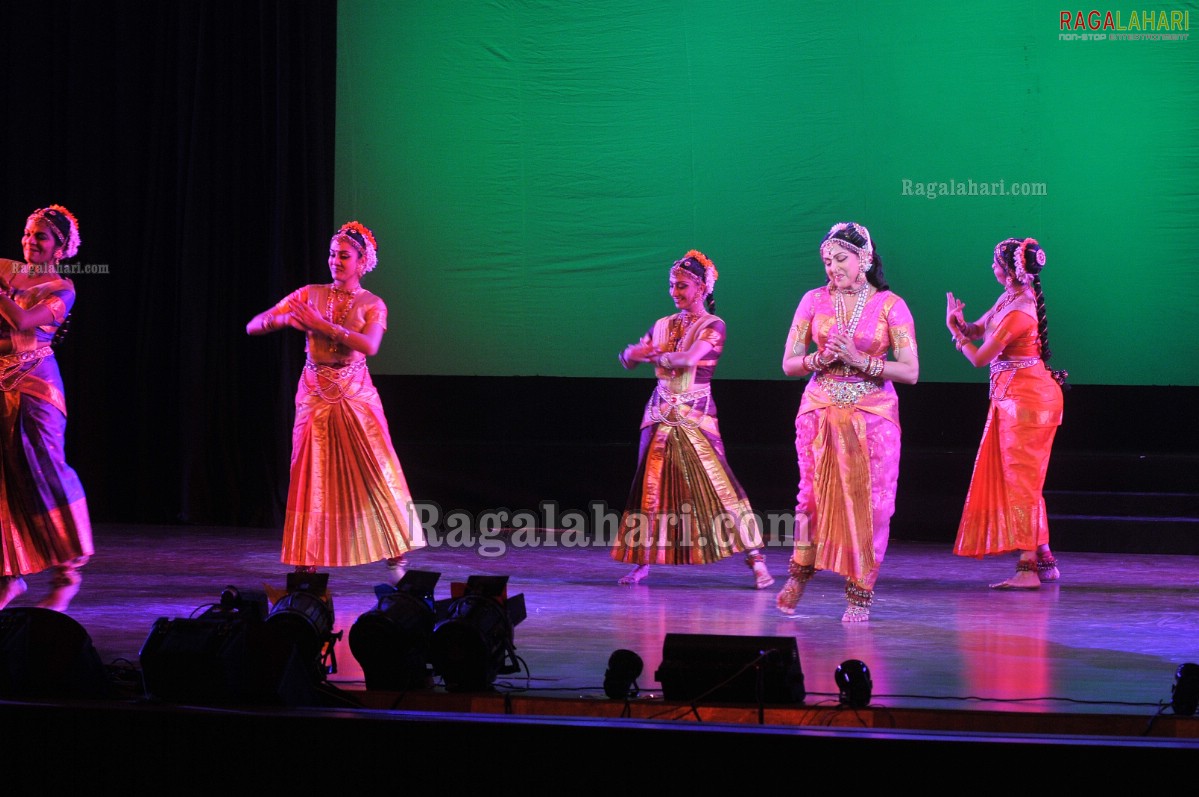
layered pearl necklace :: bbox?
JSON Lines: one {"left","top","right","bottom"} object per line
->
{"left": 833, "top": 286, "right": 870, "bottom": 339}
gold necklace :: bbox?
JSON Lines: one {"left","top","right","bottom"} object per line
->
{"left": 669, "top": 310, "right": 706, "bottom": 351}
{"left": 994, "top": 287, "right": 1025, "bottom": 315}
{"left": 325, "top": 284, "right": 360, "bottom": 352}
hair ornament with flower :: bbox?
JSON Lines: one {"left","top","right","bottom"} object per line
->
{"left": 1024, "top": 237, "right": 1046, "bottom": 268}
{"left": 1003, "top": 237, "right": 1043, "bottom": 285}
{"left": 820, "top": 221, "right": 874, "bottom": 272}
{"left": 28, "top": 204, "right": 81, "bottom": 259}
{"left": 332, "top": 220, "right": 378, "bottom": 273}
{"left": 674, "top": 249, "right": 718, "bottom": 295}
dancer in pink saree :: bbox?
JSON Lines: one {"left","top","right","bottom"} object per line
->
{"left": 947, "top": 237, "right": 1066, "bottom": 589}
{"left": 612, "top": 250, "right": 773, "bottom": 589}
{"left": 248, "top": 221, "right": 421, "bottom": 585}
{"left": 775, "top": 222, "right": 919, "bottom": 622}
{"left": 0, "top": 205, "right": 93, "bottom": 613}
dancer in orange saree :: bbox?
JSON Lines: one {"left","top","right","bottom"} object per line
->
{"left": 0, "top": 205, "right": 93, "bottom": 613}
{"left": 612, "top": 250, "right": 773, "bottom": 589}
{"left": 947, "top": 237, "right": 1066, "bottom": 588}
{"left": 248, "top": 221, "right": 421, "bottom": 585}
{"left": 775, "top": 222, "right": 918, "bottom": 622}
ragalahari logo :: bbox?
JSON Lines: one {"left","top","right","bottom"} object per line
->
{"left": 1059, "top": 9, "right": 1190, "bottom": 40}
{"left": 1061, "top": 9, "right": 1189, "bottom": 30}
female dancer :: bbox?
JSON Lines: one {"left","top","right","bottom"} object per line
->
{"left": 612, "top": 250, "right": 773, "bottom": 589}
{"left": 248, "top": 221, "right": 420, "bottom": 584}
{"left": 0, "top": 205, "right": 93, "bottom": 612}
{"left": 775, "top": 222, "right": 918, "bottom": 622}
{"left": 947, "top": 237, "right": 1065, "bottom": 588}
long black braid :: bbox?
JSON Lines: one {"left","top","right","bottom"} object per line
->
{"left": 1030, "top": 275, "right": 1051, "bottom": 363}
{"left": 1001, "top": 239, "right": 1067, "bottom": 387}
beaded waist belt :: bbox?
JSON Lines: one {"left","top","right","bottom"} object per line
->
{"left": 0, "top": 345, "right": 54, "bottom": 366}
{"left": 305, "top": 358, "right": 367, "bottom": 378}
{"left": 303, "top": 358, "right": 368, "bottom": 402}
{"left": 816, "top": 373, "right": 880, "bottom": 407}
{"left": 654, "top": 383, "right": 711, "bottom": 406}
{"left": 0, "top": 346, "right": 54, "bottom": 391}
{"left": 650, "top": 383, "right": 712, "bottom": 428}
{"left": 989, "top": 357, "right": 1040, "bottom": 375}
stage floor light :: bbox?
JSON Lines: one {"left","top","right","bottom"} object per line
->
{"left": 1172, "top": 662, "right": 1199, "bottom": 716}
{"left": 349, "top": 570, "right": 441, "bottom": 691}
{"left": 217, "top": 585, "right": 269, "bottom": 621}
{"left": 835, "top": 659, "right": 872, "bottom": 708}
{"left": 429, "top": 575, "right": 526, "bottom": 693}
{"left": 604, "top": 649, "right": 644, "bottom": 700}
{"left": 265, "top": 572, "right": 340, "bottom": 680}
{"left": 140, "top": 584, "right": 325, "bottom": 707}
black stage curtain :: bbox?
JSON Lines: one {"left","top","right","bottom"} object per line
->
{"left": 0, "top": 1, "right": 336, "bottom": 526}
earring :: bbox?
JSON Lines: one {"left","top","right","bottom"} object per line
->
{"left": 855, "top": 272, "right": 866, "bottom": 286}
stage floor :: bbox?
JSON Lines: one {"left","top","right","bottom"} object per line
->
{"left": 6, "top": 522, "right": 1198, "bottom": 736}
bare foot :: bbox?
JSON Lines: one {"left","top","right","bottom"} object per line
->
{"left": 0, "top": 576, "right": 28, "bottom": 611}
{"left": 841, "top": 605, "right": 870, "bottom": 623}
{"left": 384, "top": 556, "right": 406, "bottom": 586}
{"left": 38, "top": 570, "right": 82, "bottom": 612}
{"left": 990, "top": 569, "right": 1041, "bottom": 590}
{"left": 776, "top": 578, "right": 803, "bottom": 614}
{"left": 617, "top": 564, "right": 649, "bottom": 586}
{"left": 1036, "top": 552, "right": 1060, "bottom": 582}
{"left": 750, "top": 561, "right": 775, "bottom": 589}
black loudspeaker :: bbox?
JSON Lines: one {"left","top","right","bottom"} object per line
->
{"left": 654, "top": 633, "right": 805, "bottom": 704}
{"left": 0, "top": 607, "right": 112, "bottom": 700}
{"left": 139, "top": 615, "right": 318, "bottom": 707}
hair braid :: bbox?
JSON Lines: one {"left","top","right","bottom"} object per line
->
{"left": 1031, "top": 276, "right": 1051, "bottom": 363}
{"left": 1032, "top": 275, "right": 1069, "bottom": 386}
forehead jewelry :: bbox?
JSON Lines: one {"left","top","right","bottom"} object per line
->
{"left": 820, "top": 222, "right": 874, "bottom": 272}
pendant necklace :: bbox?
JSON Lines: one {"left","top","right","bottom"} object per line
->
{"left": 325, "top": 284, "right": 360, "bottom": 352}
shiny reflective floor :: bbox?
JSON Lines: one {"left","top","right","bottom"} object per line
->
{"left": 9, "top": 522, "right": 1197, "bottom": 729}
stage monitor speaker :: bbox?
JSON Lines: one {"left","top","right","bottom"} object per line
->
{"left": 0, "top": 607, "right": 112, "bottom": 700}
{"left": 139, "top": 615, "right": 318, "bottom": 707}
{"left": 655, "top": 633, "right": 805, "bottom": 704}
